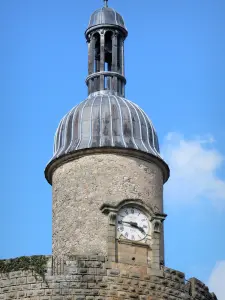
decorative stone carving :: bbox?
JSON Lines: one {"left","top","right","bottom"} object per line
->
{"left": 153, "top": 220, "right": 161, "bottom": 233}
{"left": 109, "top": 212, "right": 117, "bottom": 225}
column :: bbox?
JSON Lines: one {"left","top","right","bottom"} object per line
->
{"left": 88, "top": 36, "right": 95, "bottom": 75}
{"left": 121, "top": 38, "right": 125, "bottom": 76}
{"left": 100, "top": 31, "right": 105, "bottom": 90}
{"left": 107, "top": 212, "right": 117, "bottom": 263}
{"left": 112, "top": 32, "right": 118, "bottom": 92}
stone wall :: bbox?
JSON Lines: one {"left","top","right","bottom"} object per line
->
{"left": 52, "top": 153, "right": 164, "bottom": 259}
{"left": 0, "top": 255, "right": 217, "bottom": 300}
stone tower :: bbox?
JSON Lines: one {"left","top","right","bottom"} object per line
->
{"left": 0, "top": 2, "right": 217, "bottom": 300}
{"left": 45, "top": 0, "right": 169, "bottom": 269}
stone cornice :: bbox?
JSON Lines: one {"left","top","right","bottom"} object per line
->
{"left": 45, "top": 147, "right": 170, "bottom": 185}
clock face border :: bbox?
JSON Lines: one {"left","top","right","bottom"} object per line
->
{"left": 116, "top": 206, "right": 151, "bottom": 242}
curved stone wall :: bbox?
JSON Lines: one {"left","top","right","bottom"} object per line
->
{"left": 0, "top": 255, "right": 217, "bottom": 300}
{"left": 52, "top": 153, "right": 164, "bottom": 258}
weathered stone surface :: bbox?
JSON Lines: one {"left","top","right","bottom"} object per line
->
{"left": 52, "top": 154, "right": 164, "bottom": 258}
{"left": 0, "top": 256, "right": 216, "bottom": 299}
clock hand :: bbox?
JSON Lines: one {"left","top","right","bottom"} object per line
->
{"left": 136, "top": 225, "right": 145, "bottom": 234}
{"left": 122, "top": 221, "right": 138, "bottom": 226}
{"left": 122, "top": 221, "right": 145, "bottom": 234}
{"left": 122, "top": 221, "right": 137, "bottom": 226}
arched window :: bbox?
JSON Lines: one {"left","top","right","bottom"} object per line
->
{"left": 104, "top": 31, "right": 113, "bottom": 71}
{"left": 93, "top": 32, "right": 100, "bottom": 73}
{"left": 104, "top": 31, "right": 113, "bottom": 90}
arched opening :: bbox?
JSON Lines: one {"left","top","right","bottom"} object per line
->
{"left": 104, "top": 31, "right": 113, "bottom": 90}
{"left": 91, "top": 32, "right": 100, "bottom": 91}
{"left": 93, "top": 32, "right": 100, "bottom": 73}
{"left": 104, "top": 31, "right": 113, "bottom": 72}
{"left": 154, "top": 221, "right": 160, "bottom": 233}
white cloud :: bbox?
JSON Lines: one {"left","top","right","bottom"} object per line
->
{"left": 161, "top": 132, "right": 225, "bottom": 209}
{"left": 208, "top": 261, "right": 225, "bottom": 299}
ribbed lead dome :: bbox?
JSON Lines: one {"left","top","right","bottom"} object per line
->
{"left": 52, "top": 91, "right": 161, "bottom": 161}
{"left": 87, "top": 7, "right": 126, "bottom": 30}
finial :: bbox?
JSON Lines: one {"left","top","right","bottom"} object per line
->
{"left": 103, "top": 0, "right": 108, "bottom": 8}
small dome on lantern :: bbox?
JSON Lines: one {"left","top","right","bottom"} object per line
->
{"left": 87, "top": 6, "right": 126, "bottom": 31}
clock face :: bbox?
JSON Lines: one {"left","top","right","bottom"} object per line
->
{"left": 117, "top": 207, "right": 149, "bottom": 241}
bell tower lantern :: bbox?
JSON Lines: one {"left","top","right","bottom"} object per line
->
{"left": 85, "top": 0, "right": 127, "bottom": 96}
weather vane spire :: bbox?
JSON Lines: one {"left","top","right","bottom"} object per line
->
{"left": 103, "top": 0, "right": 108, "bottom": 7}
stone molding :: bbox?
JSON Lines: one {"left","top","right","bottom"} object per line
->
{"left": 45, "top": 147, "right": 170, "bottom": 185}
{"left": 85, "top": 24, "right": 128, "bottom": 39}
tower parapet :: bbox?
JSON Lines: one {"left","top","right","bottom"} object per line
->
{"left": 0, "top": 255, "right": 217, "bottom": 300}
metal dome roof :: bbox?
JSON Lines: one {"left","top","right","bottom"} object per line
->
{"left": 51, "top": 91, "right": 162, "bottom": 162}
{"left": 87, "top": 7, "right": 126, "bottom": 30}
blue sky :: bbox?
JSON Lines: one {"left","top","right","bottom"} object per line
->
{"left": 1, "top": 0, "right": 225, "bottom": 298}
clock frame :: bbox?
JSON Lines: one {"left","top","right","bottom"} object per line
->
{"left": 116, "top": 206, "right": 151, "bottom": 243}
{"left": 101, "top": 200, "right": 166, "bottom": 267}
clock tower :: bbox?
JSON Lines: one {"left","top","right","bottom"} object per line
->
{"left": 0, "top": 2, "right": 217, "bottom": 300}
{"left": 45, "top": 0, "right": 169, "bottom": 271}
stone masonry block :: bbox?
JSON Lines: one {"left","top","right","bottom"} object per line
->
{"left": 9, "top": 271, "right": 22, "bottom": 279}
{"left": 129, "top": 273, "right": 140, "bottom": 279}
{"left": 45, "top": 289, "right": 52, "bottom": 296}
{"left": 52, "top": 289, "right": 61, "bottom": 295}
{"left": 16, "top": 277, "right": 27, "bottom": 285}
{"left": 99, "top": 290, "right": 107, "bottom": 296}
{"left": 81, "top": 275, "right": 95, "bottom": 282}
{"left": 74, "top": 297, "right": 85, "bottom": 300}
{"left": 83, "top": 289, "right": 99, "bottom": 296}
{"left": 5, "top": 292, "right": 17, "bottom": 299}
{"left": 107, "top": 269, "right": 120, "bottom": 276}
{"left": 27, "top": 276, "right": 37, "bottom": 284}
